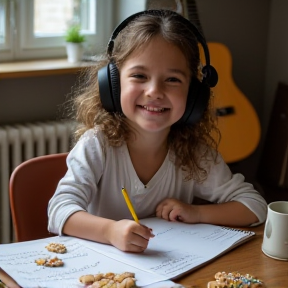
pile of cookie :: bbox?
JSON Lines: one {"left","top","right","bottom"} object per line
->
{"left": 207, "top": 271, "right": 265, "bottom": 288}
{"left": 79, "top": 272, "right": 136, "bottom": 288}
{"left": 33, "top": 242, "right": 137, "bottom": 288}
{"left": 35, "top": 242, "right": 66, "bottom": 267}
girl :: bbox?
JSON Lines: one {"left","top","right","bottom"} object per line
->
{"left": 48, "top": 9, "right": 267, "bottom": 253}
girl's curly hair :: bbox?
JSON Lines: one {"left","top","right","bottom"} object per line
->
{"left": 67, "top": 10, "right": 221, "bottom": 183}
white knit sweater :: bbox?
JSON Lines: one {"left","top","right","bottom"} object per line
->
{"left": 48, "top": 128, "right": 267, "bottom": 235}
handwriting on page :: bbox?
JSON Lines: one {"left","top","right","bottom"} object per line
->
{"left": 0, "top": 219, "right": 254, "bottom": 287}
{"left": 148, "top": 251, "right": 203, "bottom": 275}
{"left": 181, "top": 227, "right": 241, "bottom": 244}
{"left": 3, "top": 241, "right": 88, "bottom": 266}
{"left": 83, "top": 219, "right": 251, "bottom": 279}
{"left": 0, "top": 236, "right": 166, "bottom": 288}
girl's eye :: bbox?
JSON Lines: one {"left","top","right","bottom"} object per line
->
{"left": 167, "top": 77, "right": 181, "bottom": 83}
{"left": 131, "top": 74, "right": 145, "bottom": 79}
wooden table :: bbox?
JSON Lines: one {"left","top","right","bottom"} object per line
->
{"left": 1, "top": 225, "right": 287, "bottom": 288}
{"left": 177, "top": 224, "right": 288, "bottom": 287}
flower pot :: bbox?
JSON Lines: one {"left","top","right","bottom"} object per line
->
{"left": 66, "top": 42, "right": 83, "bottom": 63}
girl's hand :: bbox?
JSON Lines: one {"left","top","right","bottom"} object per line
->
{"left": 156, "top": 198, "right": 200, "bottom": 223}
{"left": 105, "top": 219, "right": 154, "bottom": 253}
{"left": 0, "top": 268, "right": 21, "bottom": 288}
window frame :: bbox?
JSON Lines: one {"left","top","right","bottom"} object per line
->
{"left": 0, "top": 0, "right": 14, "bottom": 60}
{"left": 0, "top": 0, "right": 113, "bottom": 62}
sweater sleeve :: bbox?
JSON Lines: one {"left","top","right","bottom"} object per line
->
{"left": 47, "top": 129, "right": 105, "bottom": 235}
{"left": 193, "top": 153, "right": 267, "bottom": 226}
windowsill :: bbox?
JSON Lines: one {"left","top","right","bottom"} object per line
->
{"left": 0, "top": 58, "right": 93, "bottom": 79}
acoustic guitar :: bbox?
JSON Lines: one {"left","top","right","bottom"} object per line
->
{"left": 181, "top": 0, "right": 261, "bottom": 163}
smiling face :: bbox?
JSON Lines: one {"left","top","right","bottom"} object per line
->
{"left": 120, "top": 36, "right": 191, "bottom": 135}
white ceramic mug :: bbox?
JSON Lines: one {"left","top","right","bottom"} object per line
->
{"left": 262, "top": 201, "right": 288, "bottom": 260}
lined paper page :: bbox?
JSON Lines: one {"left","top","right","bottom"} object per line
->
{"left": 0, "top": 236, "right": 166, "bottom": 288}
{"left": 0, "top": 218, "right": 254, "bottom": 287}
{"left": 84, "top": 218, "right": 254, "bottom": 279}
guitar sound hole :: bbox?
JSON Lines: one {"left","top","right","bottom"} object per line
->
{"left": 216, "top": 106, "right": 235, "bottom": 116}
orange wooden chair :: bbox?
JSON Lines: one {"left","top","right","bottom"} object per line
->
{"left": 9, "top": 153, "right": 68, "bottom": 242}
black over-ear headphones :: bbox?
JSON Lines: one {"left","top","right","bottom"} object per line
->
{"left": 98, "top": 9, "right": 218, "bottom": 125}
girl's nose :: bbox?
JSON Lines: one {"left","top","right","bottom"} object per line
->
{"left": 146, "top": 80, "right": 164, "bottom": 99}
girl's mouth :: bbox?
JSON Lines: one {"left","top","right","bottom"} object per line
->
{"left": 140, "top": 105, "right": 169, "bottom": 112}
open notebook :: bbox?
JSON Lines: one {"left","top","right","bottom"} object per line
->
{"left": 0, "top": 217, "right": 255, "bottom": 288}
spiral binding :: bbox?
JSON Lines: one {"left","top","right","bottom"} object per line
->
{"left": 221, "top": 226, "right": 255, "bottom": 235}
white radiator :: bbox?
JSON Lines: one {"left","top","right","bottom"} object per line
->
{"left": 0, "top": 121, "right": 75, "bottom": 243}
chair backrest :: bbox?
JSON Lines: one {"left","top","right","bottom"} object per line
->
{"left": 9, "top": 153, "right": 68, "bottom": 242}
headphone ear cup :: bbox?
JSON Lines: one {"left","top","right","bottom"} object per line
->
{"left": 179, "top": 78, "right": 210, "bottom": 125}
{"left": 98, "top": 62, "right": 122, "bottom": 113}
{"left": 202, "top": 65, "right": 218, "bottom": 87}
{"left": 108, "top": 63, "right": 122, "bottom": 113}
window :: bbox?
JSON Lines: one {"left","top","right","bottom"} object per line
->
{"left": 0, "top": 0, "right": 113, "bottom": 62}
{"left": 0, "top": 0, "right": 10, "bottom": 53}
{"left": 0, "top": 0, "right": 7, "bottom": 45}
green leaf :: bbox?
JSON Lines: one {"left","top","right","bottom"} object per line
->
{"left": 65, "top": 25, "right": 85, "bottom": 43}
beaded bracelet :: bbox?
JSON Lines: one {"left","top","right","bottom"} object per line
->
{"left": 207, "top": 271, "right": 265, "bottom": 288}
{"left": 0, "top": 280, "right": 8, "bottom": 288}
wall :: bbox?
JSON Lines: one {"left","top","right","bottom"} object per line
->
{"left": 197, "top": 1, "right": 288, "bottom": 184}
{"left": 264, "top": 0, "right": 288, "bottom": 133}
{"left": 197, "top": 0, "right": 270, "bottom": 120}
{"left": 113, "top": 0, "right": 146, "bottom": 24}
{"left": 0, "top": 0, "right": 279, "bottom": 181}
{"left": 195, "top": 0, "right": 270, "bottom": 180}
{"left": 0, "top": 74, "right": 78, "bottom": 124}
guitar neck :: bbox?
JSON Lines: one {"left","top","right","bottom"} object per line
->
{"left": 181, "top": 0, "right": 205, "bottom": 36}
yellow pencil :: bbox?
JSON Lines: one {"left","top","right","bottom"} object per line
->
{"left": 121, "top": 187, "right": 139, "bottom": 223}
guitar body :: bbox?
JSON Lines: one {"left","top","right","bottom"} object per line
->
{"left": 201, "top": 42, "right": 261, "bottom": 163}
{"left": 179, "top": 0, "right": 261, "bottom": 163}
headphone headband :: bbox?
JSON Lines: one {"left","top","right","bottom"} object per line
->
{"left": 106, "top": 9, "right": 217, "bottom": 87}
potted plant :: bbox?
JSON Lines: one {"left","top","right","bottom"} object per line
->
{"left": 65, "top": 24, "right": 85, "bottom": 63}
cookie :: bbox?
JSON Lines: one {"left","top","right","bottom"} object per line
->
{"left": 79, "top": 272, "right": 136, "bottom": 288}
{"left": 45, "top": 242, "right": 67, "bottom": 254}
{"left": 35, "top": 256, "right": 64, "bottom": 267}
